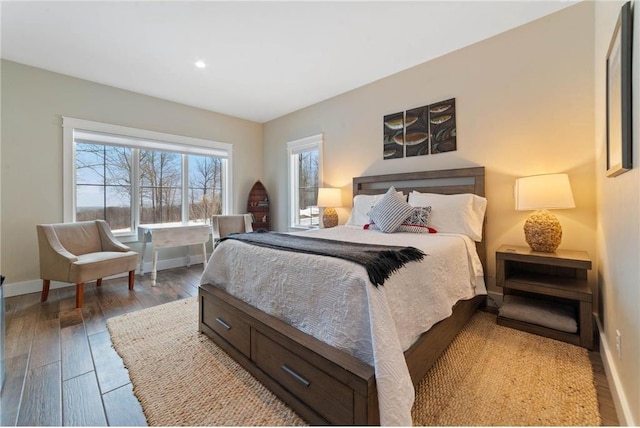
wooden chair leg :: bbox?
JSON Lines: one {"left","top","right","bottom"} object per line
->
{"left": 128, "top": 270, "right": 135, "bottom": 290}
{"left": 75, "top": 283, "right": 84, "bottom": 308}
{"left": 96, "top": 278, "right": 102, "bottom": 287}
{"left": 41, "top": 279, "right": 51, "bottom": 302}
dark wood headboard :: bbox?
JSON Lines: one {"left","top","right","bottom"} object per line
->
{"left": 352, "top": 166, "right": 486, "bottom": 272}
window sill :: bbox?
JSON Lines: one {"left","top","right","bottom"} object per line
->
{"left": 288, "top": 226, "right": 319, "bottom": 232}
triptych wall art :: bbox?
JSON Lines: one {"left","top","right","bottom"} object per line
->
{"left": 383, "top": 98, "right": 456, "bottom": 160}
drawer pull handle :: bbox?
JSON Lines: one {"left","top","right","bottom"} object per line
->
{"left": 281, "top": 365, "right": 310, "bottom": 387}
{"left": 215, "top": 317, "right": 231, "bottom": 330}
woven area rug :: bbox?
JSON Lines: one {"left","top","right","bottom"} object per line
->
{"left": 107, "top": 297, "right": 601, "bottom": 426}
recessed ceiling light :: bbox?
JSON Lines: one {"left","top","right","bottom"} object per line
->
{"left": 195, "top": 61, "right": 206, "bottom": 69}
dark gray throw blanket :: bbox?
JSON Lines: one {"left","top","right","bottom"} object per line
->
{"left": 219, "top": 231, "right": 425, "bottom": 287}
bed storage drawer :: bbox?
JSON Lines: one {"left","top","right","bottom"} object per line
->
{"left": 200, "top": 294, "right": 251, "bottom": 357}
{"left": 253, "top": 329, "right": 354, "bottom": 425}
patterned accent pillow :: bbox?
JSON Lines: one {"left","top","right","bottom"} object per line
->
{"left": 365, "top": 206, "right": 435, "bottom": 234}
{"left": 367, "top": 187, "right": 414, "bottom": 233}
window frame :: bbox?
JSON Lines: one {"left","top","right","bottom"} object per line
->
{"left": 63, "top": 117, "right": 233, "bottom": 242}
{"left": 286, "top": 134, "right": 324, "bottom": 230}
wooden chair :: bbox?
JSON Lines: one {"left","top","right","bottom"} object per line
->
{"left": 36, "top": 220, "right": 138, "bottom": 308}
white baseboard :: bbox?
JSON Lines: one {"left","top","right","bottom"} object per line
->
{"left": 3, "top": 254, "right": 206, "bottom": 298}
{"left": 596, "top": 316, "right": 636, "bottom": 426}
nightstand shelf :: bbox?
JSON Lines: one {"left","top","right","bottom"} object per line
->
{"left": 496, "top": 244, "right": 593, "bottom": 349}
{"left": 504, "top": 273, "right": 591, "bottom": 299}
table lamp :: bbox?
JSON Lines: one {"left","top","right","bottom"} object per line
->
{"left": 317, "top": 188, "right": 342, "bottom": 228}
{"left": 514, "top": 173, "right": 575, "bottom": 252}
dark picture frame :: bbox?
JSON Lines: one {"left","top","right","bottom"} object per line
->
{"left": 606, "top": 1, "right": 632, "bottom": 177}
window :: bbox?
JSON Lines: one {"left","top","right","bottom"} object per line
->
{"left": 64, "top": 117, "right": 232, "bottom": 241}
{"left": 287, "top": 134, "right": 323, "bottom": 229}
{"left": 75, "top": 143, "right": 134, "bottom": 232}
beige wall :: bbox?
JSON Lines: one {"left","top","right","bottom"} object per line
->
{"left": 595, "top": 1, "right": 639, "bottom": 425}
{"left": 1, "top": 60, "right": 263, "bottom": 284}
{"left": 264, "top": 3, "right": 596, "bottom": 298}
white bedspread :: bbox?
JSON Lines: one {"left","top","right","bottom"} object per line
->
{"left": 200, "top": 225, "right": 486, "bottom": 425}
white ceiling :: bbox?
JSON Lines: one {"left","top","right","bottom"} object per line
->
{"left": 1, "top": 1, "right": 577, "bottom": 123}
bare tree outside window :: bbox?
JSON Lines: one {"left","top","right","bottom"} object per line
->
{"left": 139, "top": 150, "right": 182, "bottom": 224}
{"left": 76, "top": 143, "right": 132, "bottom": 232}
{"left": 76, "top": 142, "right": 226, "bottom": 232}
{"left": 188, "top": 155, "right": 224, "bottom": 222}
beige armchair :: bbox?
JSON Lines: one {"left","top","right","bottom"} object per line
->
{"left": 211, "top": 214, "right": 253, "bottom": 243}
{"left": 36, "top": 220, "right": 138, "bottom": 308}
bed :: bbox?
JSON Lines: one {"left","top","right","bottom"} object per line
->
{"left": 198, "top": 166, "right": 487, "bottom": 425}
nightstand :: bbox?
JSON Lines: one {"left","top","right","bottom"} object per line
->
{"left": 496, "top": 244, "right": 593, "bottom": 349}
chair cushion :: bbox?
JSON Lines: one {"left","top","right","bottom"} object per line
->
{"left": 69, "top": 251, "right": 138, "bottom": 283}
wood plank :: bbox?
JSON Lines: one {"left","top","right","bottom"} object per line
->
{"left": 61, "top": 322, "right": 94, "bottom": 381}
{"left": 60, "top": 307, "right": 83, "bottom": 328}
{"left": 6, "top": 292, "right": 41, "bottom": 316}
{"left": 1, "top": 354, "right": 28, "bottom": 426}
{"left": 108, "top": 283, "right": 144, "bottom": 314}
{"left": 88, "top": 331, "right": 131, "bottom": 394}
{"left": 5, "top": 312, "right": 38, "bottom": 359}
{"left": 17, "top": 362, "right": 62, "bottom": 426}
{"left": 81, "top": 290, "right": 108, "bottom": 336}
{"left": 39, "top": 288, "right": 62, "bottom": 320}
{"left": 183, "top": 265, "right": 205, "bottom": 287}
{"left": 94, "top": 285, "right": 127, "bottom": 319}
{"left": 128, "top": 283, "right": 164, "bottom": 310}
{"left": 28, "top": 317, "right": 60, "bottom": 369}
{"left": 62, "top": 372, "right": 108, "bottom": 426}
{"left": 589, "top": 351, "right": 619, "bottom": 426}
{"left": 163, "top": 269, "right": 199, "bottom": 297}
{"left": 146, "top": 278, "right": 190, "bottom": 303}
{"left": 102, "top": 383, "right": 147, "bottom": 426}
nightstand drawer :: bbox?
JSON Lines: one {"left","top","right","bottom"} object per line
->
{"left": 200, "top": 295, "right": 251, "bottom": 357}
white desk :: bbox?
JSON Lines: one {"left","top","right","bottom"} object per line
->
{"left": 138, "top": 223, "right": 211, "bottom": 286}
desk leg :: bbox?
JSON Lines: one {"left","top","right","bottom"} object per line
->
{"left": 139, "top": 240, "right": 147, "bottom": 274}
{"left": 151, "top": 250, "right": 158, "bottom": 286}
{"left": 186, "top": 246, "right": 191, "bottom": 267}
{"left": 202, "top": 242, "right": 207, "bottom": 271}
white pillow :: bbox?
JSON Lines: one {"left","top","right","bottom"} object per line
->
{"left": 408, "top": 191, "right": 487, "bottom": 241}
{"left": 346, "top": 190, "right": 405, "bottom": 226}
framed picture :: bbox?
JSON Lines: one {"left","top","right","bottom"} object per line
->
{"left": 605, "top": 1, "right": 632, "bottom": 177}
{"left": 382, "top": 98, "right": 457, "bottom": 159}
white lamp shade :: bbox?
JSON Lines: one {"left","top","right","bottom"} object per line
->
{"left": 317, "top": 188, "right": 342, "bottom": 208}
{"left": 515, "top": 173, "right": 575, "bottom": 211}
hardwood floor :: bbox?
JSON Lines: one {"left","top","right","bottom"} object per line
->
{"left": 1, "top": 265, "right": 201, "bottom": 426}
{"left": 1, "top": 265, "right": 620, "bottom": 426}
